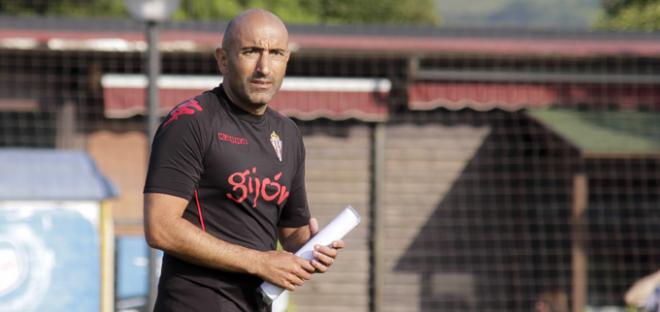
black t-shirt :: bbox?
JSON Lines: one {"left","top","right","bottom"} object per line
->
{"left": 144, "top": 85, "right": 310, "bottom": 311}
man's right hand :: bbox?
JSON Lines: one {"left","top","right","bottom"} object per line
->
{"left": 256, "top": 250, "right": 315, "bottom": 291}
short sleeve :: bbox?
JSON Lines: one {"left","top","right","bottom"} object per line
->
{"left": 277, "top": 126, "right": 310, "bottom": 228}
{"left": 144, "top": 98, "right": 210, "bottom": 200}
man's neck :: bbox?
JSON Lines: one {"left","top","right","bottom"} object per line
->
{"left": 222, "top": 84, "right": 267, "bottom": 116}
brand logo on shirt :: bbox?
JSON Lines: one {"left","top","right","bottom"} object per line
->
{"left": 270, "top": 131, "right": 283, "bottom": 162}
{"left": 226, "top": 167, "right": 290, "bottom": 208}
{"left": 218, "top": 132, "right": 248, "bottom": 145}
{"left": 163, "top": 99, "right": 202, "bottom": 127}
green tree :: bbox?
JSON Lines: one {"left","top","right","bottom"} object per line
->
{"left": 173, "top": 0, "right": 241, "bottom": 21}
{"left": 173, "top": 0, "right": 322, "bottom": 24}
{"left": 316, "top": 0, "right": 439, "bottom": 25}
{"left": 174, "top": 0, "right": 439, "bottom": 25}
{"left": 0, "top": 0, "right": 125, "bottom": 17}
{"left": 596, "top": 0, "right": 660, "bottom": 30}
{"left": 0, "top": 0, "right": 439, "bottom": 26}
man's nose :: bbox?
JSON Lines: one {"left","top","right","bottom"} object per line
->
{"left": 256, "top": 53, "right": 271, "bottom": 76}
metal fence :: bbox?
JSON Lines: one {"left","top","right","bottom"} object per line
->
{"left": 0, "top": 4, "right": 659, "bottom": 312}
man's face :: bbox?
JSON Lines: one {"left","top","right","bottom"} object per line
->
{"left": 217, "top": 20, "right": 289, "bottom": 111}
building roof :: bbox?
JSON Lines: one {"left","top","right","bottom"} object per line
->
{"left": 1, "top": 16, "right": 660, "bottom": 57}
{"left": 528, "top": 109, "right": 660, "bottom": 158}
{"left": 1, "top": 16, "right": 659, "bottom": 118}
{"left": 0, "top": 149, "right": 118, "bottom": 200}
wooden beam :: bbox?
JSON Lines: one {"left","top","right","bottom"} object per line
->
{"left": 571, "top": 173, "right": 588, "bottom": 312}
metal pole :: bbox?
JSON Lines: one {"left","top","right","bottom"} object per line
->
{"left": 146, "top": 20, "right": 160, "bottom": 145}
{"left": 369, "top": 123, "right": 386, "bottom": 312}
{"left": 146, "top": 20, "right": 160, "bottom": 312}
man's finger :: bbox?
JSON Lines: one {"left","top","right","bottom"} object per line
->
{"left": 289, "top": 274, "right": 305, "bottom": 287}
{"left": 311, "top": 259, "right": 328, "bottom": 273}
{"left": 315, "top": 244, "right": 338, "bottom": 258}
{"left": 313, "top": 250, "right": 335, "bottom": 266}
{"left": 309, "top": 217, "right": 319, "bottom": 235}
{"left": 294, "top": 264, "right": 313, "bottom": 280}
{"left": 296, "top": 256, "right": 316, "bottom": 273}
{"left": 331, "top": 240, "right": 345, "bottom": 249}
{"left": 285, "top": 281, "right": 296, "bottom": 291}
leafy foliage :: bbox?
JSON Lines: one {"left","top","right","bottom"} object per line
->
{"left": 0, "top": 0, "right": 439, "bottom": 25}
{"left": 601, "top": 0, "right": 654, "bottom": 15}
{"left": 0, "top": 0, "right": 126, "bottom": 17}
{"left": 596, "top": 0, "right": 660, "bottom": 30}
{"left": 313, "top": 0, "right": 438, "bottom": 25}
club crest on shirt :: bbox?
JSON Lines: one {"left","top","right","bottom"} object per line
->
{"left": 270, "top": 131, "right": 283, "bottom": 162}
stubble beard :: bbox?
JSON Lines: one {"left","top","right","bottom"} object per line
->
{"left": 245, "top": 77, "right": 282, "bottom": 107}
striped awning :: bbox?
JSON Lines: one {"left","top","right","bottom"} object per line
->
{"left": 408, "top": 81, "right": 660, "bottom": 111}
{"left": 102, "top": 74, "right": 391, "bottom": 121}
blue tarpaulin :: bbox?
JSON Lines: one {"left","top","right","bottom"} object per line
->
{"left": 0, "top": 148, "right": 117, "bottom": 200}
{"left": 0, "top": 148, "right": 117, "bottom": 312}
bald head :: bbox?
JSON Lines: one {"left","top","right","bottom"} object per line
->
{"left": 222, "top": 9, "right": 288, "bottom": 51}
{"left": 215, "top": 9, "right": 291, "bottom": 115}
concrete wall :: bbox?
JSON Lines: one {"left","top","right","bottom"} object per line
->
{"left": 291, "top": 123, "right": 372, "bottom": 312}
{"left": 380, "top": 122, "right": 490, "bottom": 312}
{"left": 87, "top": 130, "right": 147, "bottom": 235}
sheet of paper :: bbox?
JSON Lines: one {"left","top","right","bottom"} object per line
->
{"left": 259, "top": 205, "right": 361, "bottom": 304}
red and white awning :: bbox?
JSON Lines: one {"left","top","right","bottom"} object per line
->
{"left": 102, "top": 74, "right": 391, "bottom": 121}
{"left": 409, "top": 81, "right": 660, "bottom": 111}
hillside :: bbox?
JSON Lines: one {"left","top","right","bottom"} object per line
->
{"left": 435, "top": 0, "right": 602, "bottom": 29}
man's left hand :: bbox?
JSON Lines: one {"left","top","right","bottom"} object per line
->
{"left": 308, "top": 217, "right": 346, "bottom": 273}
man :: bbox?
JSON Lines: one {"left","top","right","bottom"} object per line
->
{"left": 625, "top": 270, "right": 660, "bottom": 312}
{"left": 143, "top": 9, "right": 344, "bottom": 311}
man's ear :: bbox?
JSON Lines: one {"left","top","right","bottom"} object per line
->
{"left": 215, "top": 47, "right": 228, "bottom": 74}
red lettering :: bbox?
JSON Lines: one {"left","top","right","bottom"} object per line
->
{"left": 226, "top": 169, "right": 249, "bottom": 203}
{"left": 225, "top": 168, "right": 289, "bottom": 208}
{"left": 277, "top": 186, "right": 290, "bottom": 205}
{"left": 217, "top": 132, "right": 249, "bottom": 145}
{"left": 261, "top": 177, "right": 280, "bottom": 201}
{"left": 252, "top": 177, "right": 261, "bottom": 208}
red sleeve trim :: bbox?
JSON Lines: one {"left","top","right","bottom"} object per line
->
{"left": 194, "top": 190, "right": 206, "bottom": 231}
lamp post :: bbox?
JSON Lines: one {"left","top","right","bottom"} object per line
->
{"left": 124, "top": 1, "right": 180, "bottom": 310}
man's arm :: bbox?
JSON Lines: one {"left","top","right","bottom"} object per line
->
{"left": 278, "top": 218, "right": 346, "bottom": 273}
{"left": 144, "top": 192, "right": 315, "bottom": 290}
{"left": 625, "top": 270, "right": 660, "bottom": 308}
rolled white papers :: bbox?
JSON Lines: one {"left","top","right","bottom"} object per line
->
{"left": 260, "top": 205, "right": 361, "bottom": 304}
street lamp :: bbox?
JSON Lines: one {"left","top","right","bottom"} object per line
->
{"left": 124, "top": 1, "right": 180, "bottom": 311}
{"left": 125, "top": 0, "right": 181, "bottom": 23}
{"left": 124, "top": 0, "right": 180, "bottom": 144}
